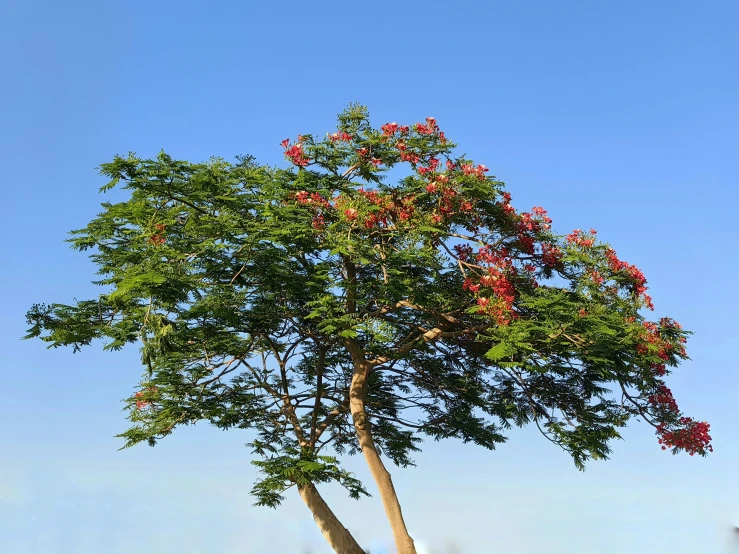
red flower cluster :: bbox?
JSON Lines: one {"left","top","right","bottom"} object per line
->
{"left": 518, "top": 212, "right": 540, "bottom": 233}
{"left": 513, "top": 207, "right": 553, "bottom": 257}
{"left": 499, "top": 191, "right": 516, "bottom": 216}
{"left": 657, "top": 419, "right": 713, "bottom": 455}
{"left": 604, "top": 247, "right": 653, "bottom": 310}
{"left": 295, "top": 191, "right": 331, "bottom": 208}
{"left": 463, "top": 279, "right": 481, "bottom": 293}
{"left": 414, "top": 117, "right": 438, "bottom": 135}
{"left": 149, "top": 223, "right": 166, "bottom": 246}
{"left": 281, "top": 138, "right": 311, "bottom": 167}
{"left": 312, "top": 215, "right": 325, "bottom": 230}
{"left": 331, "top": 188, "right": 418, "bottom": 228}
{"left": 328, "top": 131, "right": 352, "bottom": 142}
{"left": 517, "top": 234, "right": 535, "bottom": 255}
{"left": 461, "top": 245, "right": 520, "bottom": 325}
{"left": 454, "top": 244, "right": 473, "bottom": 260}
{"left": 134, "top": 386, "right": 158, "bottom": 410}
{"left": 531, "top": 206, "right": 553, "bottom": 229}
{"left": 380, "top": 122, "right": 410, "bottom": 137}
{"left": 395, "top": 140, "right": 420, "bottom": 164}
{"left": 461, "top": 163, "right": 489, "bottom": 181}
{"left": 356, "top": 188, "right": 383, "bottom": 204}
{"left": 437, "top": 187, "right": 458, "bottom": 217}
{"left": 565, "top": 229, "right": 596, "bottom": 248}
{"left": 540, "top": 242, "right": 563, "bottom": 268}
{"left": 417, "top": 157, "right": 441, "bottom": 176}
{"left": 587, "top": 269, "right": 604, "bottom": 286}
{"left": 648, "top": 384, "right": 679, "bottom": 413}
{"left": 635, "top": 319, "right": 687, "bottom": 376}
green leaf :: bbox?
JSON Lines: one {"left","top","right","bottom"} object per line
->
{"left": 485, "top": 341, "right": 516, "bottom": 362}
{"left": 134, "top": 272, "right": 167, "bottom": 285}
{"left": 99, "top": 177, "right": 120, "bottom": 193}
{"left": 416, "top": 225, "right": 444, "bottom": 233}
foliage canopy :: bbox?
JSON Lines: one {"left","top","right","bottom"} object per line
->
{"left": 25, "top": 104, "right": 711, "bottom": 510}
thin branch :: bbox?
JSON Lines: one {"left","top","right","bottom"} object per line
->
{"left": 314, "top": 399, "right": 351, "bottom": 441}
{"left": 309, "top": 346, "right": 327, "bottom": 447}
{"left": 196, "top": 357, "right": 244, "bottom": 388}
{"left": 342, "top": 163, "right": 361, "bottom": 178}
{"left": 618, "top": 381, "right": 660, "bottom": 430}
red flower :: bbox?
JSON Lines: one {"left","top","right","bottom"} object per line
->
{"left": 541, "top": 243, "right": 563, "bottom": 267}
{"left": 328, "top": 131, "right": 352, "bottom": 142}
{"left": 344, "top": 208, "right": 358, "bottom": 220}
{"left": 415, "top": 123, "right": 433, "bottom": 135}
{"left": 312, "top": 215, "right": 325, "bottom": 230}
{"left": 285, "top": 143, "right": 311, "bottom": 167}
{"left": 381, "top": 122, "right": 400, "bottom": 136}
{"left": 401, "top": 152, "right": 420, "bottom": 164}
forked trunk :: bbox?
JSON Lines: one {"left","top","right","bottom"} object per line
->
{"left": 341, "top": 258, "right": 417, "bottom": 554}
{"left": 297, "top": 481, "right": 366, "bottom": 554}
{"left": 350, "top": 361, "right": 417, "bottom": 554}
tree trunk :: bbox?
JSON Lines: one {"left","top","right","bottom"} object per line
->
{"left": 297, "top": 481, "right": 367, "bottom": 554}
{"left": 349, "top": 361, "right": 418, "bottom": 554}
{"left": 341, "top": 257, "right": 416, "bottom": 554}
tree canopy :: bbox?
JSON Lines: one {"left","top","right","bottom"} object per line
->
{"left": 24, "top": 103, "right": 711, "bottom": 554}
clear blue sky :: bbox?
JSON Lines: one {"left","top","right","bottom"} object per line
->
{"left": 2, "top": 1, "right": 737, "bottom": 553}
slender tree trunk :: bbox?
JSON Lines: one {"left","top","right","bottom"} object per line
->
{"left": 297, "top": 481, "right": 366, "bottom": 554}
{"left": 342, "top": 257, "right": 416, "bottom": 554}
{"left": 349, "top": 360, "right": 417, "bottom": 554}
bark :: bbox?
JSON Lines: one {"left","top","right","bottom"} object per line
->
{"left": 297, "top": 481, "right": 366, "bottom": 554}
{"left": 349, "top": 358, "right": 418, "bottom": 554}
{"left": 342, "top": 256, "right": 417, "bottom": 554}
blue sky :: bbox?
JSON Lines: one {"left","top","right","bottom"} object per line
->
{"left": 2, "top": 0, "right": 737, "bottom": 552}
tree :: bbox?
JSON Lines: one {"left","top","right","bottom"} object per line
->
{"left": 25, "top": 104, "right": 712, "bottom": 554}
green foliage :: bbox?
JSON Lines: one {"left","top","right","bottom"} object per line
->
{"left": 24, "top": 103, "right": 705, "bottom": 518}
{"left": 251, "top": 446, "right": 370, "bottom": 508}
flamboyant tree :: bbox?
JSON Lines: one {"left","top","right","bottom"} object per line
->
{"left": 25, "top": 104, "right": 711, "bottom": 554}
